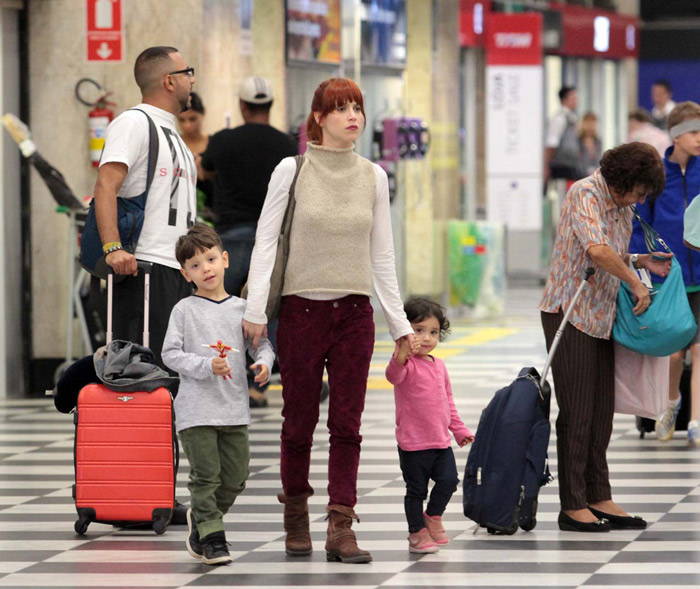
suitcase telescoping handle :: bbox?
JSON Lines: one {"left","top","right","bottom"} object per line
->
{"left": 541, "top": 267, "right": 595, "bottom": 383}
{"left": 106, "top": 262, "right": 153, "bottom": 348}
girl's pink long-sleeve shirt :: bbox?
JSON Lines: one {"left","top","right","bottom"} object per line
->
{"left": 386, "top": 354, "right": 473, "bottom": 451}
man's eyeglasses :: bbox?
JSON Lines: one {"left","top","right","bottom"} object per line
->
{"left": 169, "top": 67, "right": 195, "bottom": 78}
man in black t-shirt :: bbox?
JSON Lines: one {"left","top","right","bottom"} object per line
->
{"left": 201, "top": 76, "right": 297, "bottom": 296}
{"left": 201, "top": 76, "right": 297, "bottom": 407}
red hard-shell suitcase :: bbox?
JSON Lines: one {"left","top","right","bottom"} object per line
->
{"left": 73, "top": 264, "right": 176, "bottom": 535}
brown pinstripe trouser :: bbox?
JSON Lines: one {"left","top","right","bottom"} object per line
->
{"left": 541, "top": 311, "right": 615, "bottom": 511}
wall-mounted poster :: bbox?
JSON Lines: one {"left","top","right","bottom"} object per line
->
{"left": 360, "top": 0, "right": 406, "bottom": 67}
{"left": 286, "top": 0, "right": 341, "bottom": 64}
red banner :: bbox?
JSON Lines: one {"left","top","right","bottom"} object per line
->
{"left": 486, "top": 13, "right": 542, "bottom": 66}
{"left": 549, "top": 3, "right": 638, "bottom": 59}
{"left": 460, "top": 0, "right": 489, "bottom": 48}
{"left": 86, "top": 0, "right": 123, "bottom": 62}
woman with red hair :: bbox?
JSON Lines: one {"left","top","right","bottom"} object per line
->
{"left": 243, "top": 78, "right": 415, "bottom": 563}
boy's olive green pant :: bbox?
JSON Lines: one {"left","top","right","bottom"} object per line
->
{"left": 179, "top": 425, "right": 249, "bottom": 539}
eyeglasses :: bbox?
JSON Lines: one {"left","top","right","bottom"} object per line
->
{"left": 169, "top": 67, "right": 195, "bottom": 78}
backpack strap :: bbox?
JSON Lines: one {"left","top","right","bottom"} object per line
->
{"left": 128, "top": 108, "right": 159, "bottom": 203}
{"left": 631, "top": 205, "right": 672, "bottom": 254}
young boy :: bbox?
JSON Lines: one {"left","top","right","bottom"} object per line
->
{"left": 630, "top": 101, "right": 700, "bottom": 448}
{"left": 162, "top": 224, "right": 274, "bottom": 564}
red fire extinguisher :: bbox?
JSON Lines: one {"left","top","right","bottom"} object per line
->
{"left": 88, "top": 93, "right": 116, "bottom": 167}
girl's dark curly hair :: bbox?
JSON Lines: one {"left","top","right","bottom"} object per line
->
{"left": 599, "top": 142, "right": 665, "bottom": 203}
{"left": 404, "top": 298, "right": 451, "bottom": 342}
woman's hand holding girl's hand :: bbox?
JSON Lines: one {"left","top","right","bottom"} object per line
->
{"left": 212, "top": 357, "right": 231, "bottom": 378}
{"left": 459, "top": 434, "right": 475, "bottom": 447}
{"left": 242, "top": 319, "right": 267, "bottom": 348}
{"left": 642, "top": 252, "right": 673, "bottom": 277}
{"left": 394, "top": 333, "right": 417, "bottom": 365}
{"left": 394, "top": 337, "right": 411, "bottom": 365}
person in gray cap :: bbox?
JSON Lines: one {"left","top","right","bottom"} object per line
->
{"left": 201, "top": 76, "right": 297, "bottom": 407}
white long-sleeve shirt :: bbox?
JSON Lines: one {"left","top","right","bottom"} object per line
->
{"left": 243, "top": 156, "right": 412, "bottom": 341}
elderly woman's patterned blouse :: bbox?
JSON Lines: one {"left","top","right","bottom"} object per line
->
{"left": 540, "top": 169, "right": 633, "bottom": 339}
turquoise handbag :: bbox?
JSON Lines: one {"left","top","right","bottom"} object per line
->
{"left": 613, "top": 208, "right": 696, "bottom": 357}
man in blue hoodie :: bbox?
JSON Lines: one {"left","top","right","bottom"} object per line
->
{"left": 630, "top": 101, "right": 700, "bottom": 448}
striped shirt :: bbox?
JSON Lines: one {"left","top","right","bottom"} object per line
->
{"left": 540, "top": 169, "right": 633, "bottom": 339}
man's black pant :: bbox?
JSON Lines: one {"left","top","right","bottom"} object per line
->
{"left": 112, "top": 262, "right": 191, "bottom": 370}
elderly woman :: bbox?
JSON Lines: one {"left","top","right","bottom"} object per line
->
{"left": 540, "top": 142, "right": 672, "bottom": 532}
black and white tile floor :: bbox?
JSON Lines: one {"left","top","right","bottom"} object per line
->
{"left": 0, "top": 288, "right": 698, "bottom": 588}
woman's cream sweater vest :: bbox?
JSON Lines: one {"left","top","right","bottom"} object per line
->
{"left": 283, "top": 142, "right": 376, "bottom": 297}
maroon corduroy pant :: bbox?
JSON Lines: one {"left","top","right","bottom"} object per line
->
{"left": 541, "top": 310, "right": 615, "bottom": 511}
{"left": 277, "top": 294, "right": 375, "bottom": 507}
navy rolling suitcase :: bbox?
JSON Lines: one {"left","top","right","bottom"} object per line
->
{"left": 463, "top": 268, "right": 594, "bottom": 534}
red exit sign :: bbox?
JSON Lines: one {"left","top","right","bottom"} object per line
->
{"left": 86, "top": 0, "right": 123, "bottom": 62}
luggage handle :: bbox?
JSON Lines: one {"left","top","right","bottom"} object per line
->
{"left": 541, "top": 267, "right": 595, "bottom": 384}
{"left": 106, "top": 262, "right": 153, "bottom": 348}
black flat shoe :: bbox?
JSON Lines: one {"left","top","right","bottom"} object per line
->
{"left": 587, "top": 506, "right": 647, "bottom": 529}
{"left": 558, "top": 511, "right": 611, "bottom": 532}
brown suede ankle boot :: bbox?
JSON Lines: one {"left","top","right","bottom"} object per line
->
{"left": 277, "top": 493, "right": 312, "bottom": 556}
{"left": 324, "top": 504, "right": 372, "bottom": 563}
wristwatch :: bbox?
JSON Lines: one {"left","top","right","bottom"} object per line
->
{"left": 630, "top": 253, "right": 639, "bottom": 269}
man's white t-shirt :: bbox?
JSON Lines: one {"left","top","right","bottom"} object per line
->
{"left": 100, "top": 103, "right": 196, "bottom": 269}
{"left": 545, "top": 107, "right": 577, "bottom": 149}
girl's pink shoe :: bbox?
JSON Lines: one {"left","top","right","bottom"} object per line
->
{"left": 408, "top": 528, "right": 439, "bottom": 553}
{"left": 423, "top": 512, "right": 449, "bottom": 545}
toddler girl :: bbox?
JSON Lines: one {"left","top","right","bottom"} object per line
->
{"left": 386, "top": 298, "right": 474, "bottom": 553}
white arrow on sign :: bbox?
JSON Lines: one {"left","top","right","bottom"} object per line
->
{"left": 97, "top": 42, "right": 113, "bottom": 59}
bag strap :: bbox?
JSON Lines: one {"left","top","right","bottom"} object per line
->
{"left": 631, "top": 205, "right": 672, "bottom": 254}
{"left": 128, "top": 108, "right": 159, "bottom": 205}
{"left": 281, "top": 154, "right": 304, "bottom": 240}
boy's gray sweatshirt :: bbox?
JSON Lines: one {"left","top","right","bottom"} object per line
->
{"left": 162, "top": 295, "right": 274, "bottom": 432}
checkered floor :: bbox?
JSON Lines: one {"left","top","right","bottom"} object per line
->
{"left": 1, "top": 288, "right": 699, "bottom": 588}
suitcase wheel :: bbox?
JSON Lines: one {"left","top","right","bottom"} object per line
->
{"left": 151, "top": 508, "right": 173, "bottom": 535}
{"left": 504, "top": 521, "right": 519, "bottom": 535}
{"left": 74, "top": 517, "right": 90, "bottom": 535}
{"left": 486, "top": 521, "right": 518, "bottom": 536}
{"left": 153, "top": 516, "right": 168, "bottom": 535}
{"left": 520, "top": 517, "right": 536, "bottom": 532}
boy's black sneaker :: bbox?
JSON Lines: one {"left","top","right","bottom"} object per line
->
{"left": 202, "top": 531, "right": 232, "bottom": 565}
{"left": 185, "top": 508, "right": 203, "bottom": 560}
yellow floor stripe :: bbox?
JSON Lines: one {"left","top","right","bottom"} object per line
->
{"left": 448, "top": 327, "right": 519, "bottom": 346}
{"left": 266, "top": 327, "right": 519, "bottom": 392}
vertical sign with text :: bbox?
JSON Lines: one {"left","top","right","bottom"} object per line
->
{"left": 87, "top": 0, "right": 123, "bottom": 62}
{"left": 485, "top": 13, "right": 543, "bottom": 230}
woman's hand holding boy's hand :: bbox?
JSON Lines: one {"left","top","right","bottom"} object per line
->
{"left": 242, "top": 319, "right": 267, "bottom": 348}
{"left": 250, "top": 363, "right": 269, "bottom": 385}
{"left": 458, "top": 434, "right": 475, "bottom": 447}
{"left": 212, "top": 357, "right": 231, "bottom": 378}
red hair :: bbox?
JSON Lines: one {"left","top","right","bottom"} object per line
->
{"left": 306, "top": 78, "right": 366, "bottom": 143}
